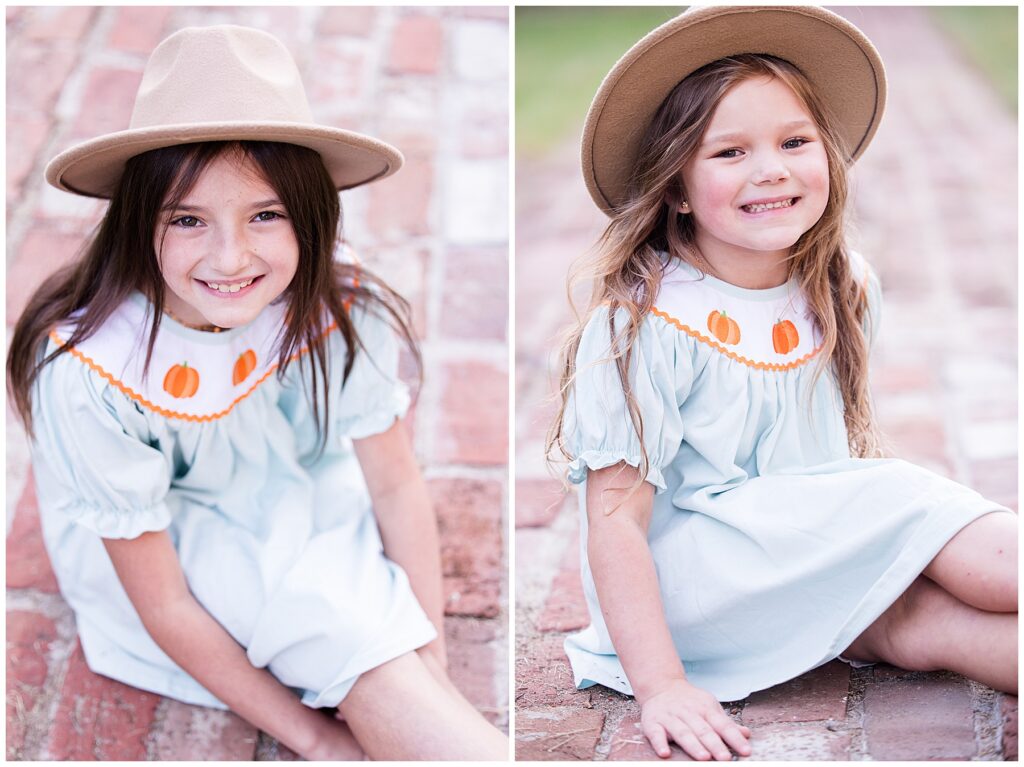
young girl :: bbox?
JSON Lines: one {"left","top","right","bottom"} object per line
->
{"left": 7, "top": 25, "right": 507, "bottom": 761}
{"left": 548, "top": 6, "right": 1017, "bottom": 761}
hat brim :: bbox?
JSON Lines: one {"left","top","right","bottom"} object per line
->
{"left": 582, "top": 5, "right": 886, "bottom": 215}
{"left": 45, "top": 122, "right": 404, "bottom": 199}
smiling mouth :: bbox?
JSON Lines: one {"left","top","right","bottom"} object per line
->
{"left": 197, "top": 275, "right": 263, "bottom": 295}
{"left": 741, "top": 197, "right": 799, "bottom": 214}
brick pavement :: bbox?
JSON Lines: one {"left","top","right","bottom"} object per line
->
{"left": 6, "top": 6, "right": 508, "bottom": 760}
{"left": 515, "top": 7, "right": 1017, "bottom": 760}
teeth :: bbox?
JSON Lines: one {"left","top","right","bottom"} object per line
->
{"left": 744, "top": 199, "right": 794, "bottom": 213}
{"left": 205, "top": 278, "right": 255, "bottom": 293}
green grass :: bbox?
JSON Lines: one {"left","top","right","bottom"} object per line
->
{"left": 516, "top": 7, "right": 683, "bottom": 156}
{"left": 929, "top": 6, "right": 1017, "bottom": 112}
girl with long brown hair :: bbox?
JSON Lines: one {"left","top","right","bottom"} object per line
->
{"left": 7, "top": 25, "right": 506, "bottom": 760}
{"left": 548, "top": 7, "right": 1016, "bottom": 760}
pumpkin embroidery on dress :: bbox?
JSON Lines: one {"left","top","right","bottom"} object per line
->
{"left": 232, "top": 349, "right": 257, "bottom": 385}
{"left": 707, "top": 310, "right": 741, "bottom": 345}
{"left": 163, "top": 361, "right": 200, "bottom": 399}
{"left": 772, "top": 319, "right": 800, "bottom": 355}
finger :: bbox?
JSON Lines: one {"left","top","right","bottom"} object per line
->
{"left": 680, "top": 713, "right": 732, "bottom": 761}
{"left": 642, "top": 722, "right": 673, "bottom": 759}
{"left": 707, "top": 711, "right": 752, "bottom": 756}
{"left": 663, "top": 720, "right": 712, "bottom": 761}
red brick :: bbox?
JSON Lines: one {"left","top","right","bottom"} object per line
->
{"left": 880, "top": 416, "right": 952, "bottom": 474}
{"left": 430, "top": 478, "right": 502, "bottom": 618}
{"left": 968, "top": 458, "right": 1018, "bottom": 509}
{"left": 47, "top": 642, "right": 161, "bottom": 760}
{"left": 6, "top": 471, "right": 60, "bottom": 594}
{"left": 536, "top": 540, "right": 587, "bottom": 633}
{"left": 743, "top": 722, "right": 851, "bottom": 760}
{"left": 516, "top": 706, "right": 604, "bottom": 760}
{"left": 515, "top": 633, "right": 582, "bottom": 708}
{"left": 367, "top": 156, "right": 433, "bottom": 239}
{"left": 148, "top": 700, "right": 258, "bottom": 760}
{"left": 7, "top": 228, "right": 88, "bottom": 326}
{"left": 21, "top": 6, "right": 96, "bottom": 41}
{"left": 387, "top": 15, "right": 443, "bottom": 75}
{"left": 107, "top": 7, "right": 173, "bottom": 55}
{"left": 742, "top": 661, "right": 850, "bottom": 725}
{"left": 873, "top": 362, "right": 936, "bottom": 395}
{"left": 607, "top": 711, "right": 691, "bottom": 760}
{"left": 440, "top": 247, "right": 507, "bottom": 341}
{"left": 435, "top": 360, "right": 507, "bottom": 466}
{"left": 71, "top": 68, "right": 143, "bottom": 140}
{"left": 450, "top": 7, "right": 509, "bottom": 21}
{"left": 319, "top": 7, "right": 377, "bottom": 37}
{"left": 863, "top": 676, "right": 975, "bottom": 759}
{"left": 1002, "top": 694, "right": 1018, "bottom": 760}
{"left": 445, "top": 617, "right": 500, "bottom": 723}
{"left": 6, "top": 611, "right": 59, "bottom": 759}
{"left": 7, "top": 45, "right": 79, "bottom": 117}
{"left": 308, "top": 43, "right": 365, "bottom": 105}
{"left": 376, "top": 129, "right": 438, "bottom": 156}
{"left": 516, "top": 478, "right": 567, "bottom": 528}
{"left": 6, "top": 115, "right": 52, "bottom": 200}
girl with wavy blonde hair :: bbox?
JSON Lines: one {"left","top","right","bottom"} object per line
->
{"left": 548, "top": 7, "right": 1016, "bottom": 761}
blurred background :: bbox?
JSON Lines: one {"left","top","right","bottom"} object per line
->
{"left": 515, "top": 6, "right": 1017, "bottom": 760}
{"left": 6, "top": 5, "right": 508, "bottom": 759}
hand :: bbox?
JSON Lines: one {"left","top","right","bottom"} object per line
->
{"left": 640, "top": 679, "right": 752, "bottom": 761}
{"left": 302, "top": 712, "right": 365, "bottom": 761}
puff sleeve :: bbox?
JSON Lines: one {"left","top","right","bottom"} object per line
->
{"left": 330, "top": 304, "right": 411, "bottom": 441}
{"left": 565, "top": 306, "right": 692, "bottom": 492}
{"left": 30, "top": 348, "right": 174, "bottom": 539}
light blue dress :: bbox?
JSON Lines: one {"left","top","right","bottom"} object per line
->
{"left": 564, "top": 253, "right": 1010, "bottom": 702}
{"left": 31, "top": 292, "right": 436, "bottom": 709}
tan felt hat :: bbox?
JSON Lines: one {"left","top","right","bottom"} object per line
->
{"left": 582, "top": 5, "right": 887, "bottom": 215}
{"left": 46, "top": 25, "right": 403, "bottom": 199}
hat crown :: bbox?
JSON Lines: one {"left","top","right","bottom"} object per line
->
{"left": 129, "top": 25, "right": 314, "bottom": 129}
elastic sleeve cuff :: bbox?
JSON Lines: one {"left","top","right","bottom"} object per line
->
{"left": 567, "top": 450, "right": 668, "bottom": 493}
{"left": 339, "top": 385, "right": 411, "bottom": 441}
{"left": 59, "top": 500, "right": 172, "bottom": 539}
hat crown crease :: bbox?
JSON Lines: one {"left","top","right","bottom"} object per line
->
{"left": 129, "top": 25, "right": 314, "bottom": 130}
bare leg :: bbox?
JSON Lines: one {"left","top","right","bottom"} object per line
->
{"left": 337, "top": 652, "right": 508, "bottom": 760}
{"left": 923, "top": 511, "right": 1018, "bottom": 612}
{"left": 844, "top": 576, "right": 1017, "bottom": 693}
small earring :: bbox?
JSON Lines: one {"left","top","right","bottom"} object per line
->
{"left": 679, "top": 201, "right": 690, "bottom": 213}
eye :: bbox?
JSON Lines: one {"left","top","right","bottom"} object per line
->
{"left": 714, "top": 148, "right": 743, "bottom": 159}
{"left": 254, "top": 210, "right": 285, "bottom": 222}
{"left": 783, "top": 137, "right": 810, "bottom": 150}
{"left": 170, "top": 215, "right": 201, "bottom": 228}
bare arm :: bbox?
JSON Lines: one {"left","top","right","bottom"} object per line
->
{"left": 103, "top": 532, "right": 355, "bottom": 759}
{"left": 587, "top": 464, "right": 751, "bottom": 760}
{"left": 354, "top": 418, "right": 446, "bottom": 665}
{"left": 586, "top": 464, "right": 687, "bottom": 701}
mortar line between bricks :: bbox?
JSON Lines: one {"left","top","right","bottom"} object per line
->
{"left": 5, "top": 8, "right": 107, "bottom": 264}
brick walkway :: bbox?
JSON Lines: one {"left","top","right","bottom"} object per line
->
{"left": 6, "top": 6, "right": 508, "bottom": 760}
{"left": 515, "top": 7, "right": 1017, "bottom": 761}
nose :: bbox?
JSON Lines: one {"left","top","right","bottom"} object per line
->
{"left": 208, "top": 224, "right": 253, "bottom": 276}
{"left": 752, "top": 150, "right": 790, "bottom": 185}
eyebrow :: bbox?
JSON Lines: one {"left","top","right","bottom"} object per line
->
{"left": 702, "top": 119, "right": 816, "bottom": 146}
{"left": 162, "top": 198, "right": 284, "bottom": 213}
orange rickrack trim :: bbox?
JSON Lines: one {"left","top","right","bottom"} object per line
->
{"left": 650, "top": 307, "right": 822, "bottom": 371}
{"left": 49, "top": 321, "right": 339, "bottom": 423}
